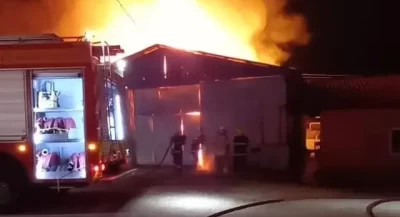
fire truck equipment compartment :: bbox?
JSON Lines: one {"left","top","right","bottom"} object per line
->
{"left": 32, "top": 71, "right": 86, "bottom": 180}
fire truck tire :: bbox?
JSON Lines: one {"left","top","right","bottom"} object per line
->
{"left": 108, "top": 162, "right": 121, "bottom": 173}
{"left": 0, "top": 157, "right": 29, "bottom": 213}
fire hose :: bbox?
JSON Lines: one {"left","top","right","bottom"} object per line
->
{"left": 366, "top": 198, "right": 400, "bottom": 217}
{"left": 207, "top": 199, "right": 285, "bottom": 217}
{"left": 155, "top": 142, "right": 174, "bottom": 167}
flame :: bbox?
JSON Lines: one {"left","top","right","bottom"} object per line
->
{"left": 0, "top": 0, "right": 309, "bottom": 65}
{"left": 49, "top": 0, "right": 309, "bottom": 65}
{"left": 197, "top": 145, "right": 204, "bottom": 167}
{"left": 196, "top": 145, "right": 214, "bottom": 172}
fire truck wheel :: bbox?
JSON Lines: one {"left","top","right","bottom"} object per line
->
{"left": 0, "top": 170, "right": 26, "bottom": 213}
{"left": 0, "top": 156, "right": 29, "bottom": 214}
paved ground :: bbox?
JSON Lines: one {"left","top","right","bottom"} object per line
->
{"left": 223, "top": 199, "right": 400, "bottom": 217}
{"left": 9, "top": 167, "right": 400, "bottom": 217}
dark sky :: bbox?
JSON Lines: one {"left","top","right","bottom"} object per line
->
{"left": 286, "top": 0, "right": 391, "bottom": 75}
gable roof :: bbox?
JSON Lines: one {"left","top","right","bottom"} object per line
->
{"left": 122, "top": 44, "right": 286, "bottom": 70}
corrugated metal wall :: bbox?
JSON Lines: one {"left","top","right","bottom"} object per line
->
{"left": 133, "top": 77, "right": 290, "bottom": 169}
{"left": 134, "top": 85, "right": 200, "bottom": 165}
{"left": 200, "top": 76, "right": 289, "bottom": 170}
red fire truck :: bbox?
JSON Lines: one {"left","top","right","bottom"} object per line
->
{"left": 0, "top": 34, "right": 132, "bottom": 210}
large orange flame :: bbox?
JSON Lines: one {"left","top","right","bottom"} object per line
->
{"left": 0, "top": 0, "right": 309, "bottom": 65}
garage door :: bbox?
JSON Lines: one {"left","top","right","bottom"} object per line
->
{"left": 0, "top": 71, "right": 27, "bottom": 140}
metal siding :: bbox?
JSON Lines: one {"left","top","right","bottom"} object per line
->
{"left": 122, "top": 45, "right": 299, "bottom": 90}
{"left": 135, "top": 115, "right": 155, "bottom": 165}
{"left": 305, "top": 75, "right": 400, "bottom": 111}
{"left": 318, "top": 109, "right": 400, "bottom": 172}
{"left": 200, "top": 76, "right": 288, "bottom": 169}
{"left": 134, "top": 85, "right": 200, "bottom": 165}
{"left": 135, "top": 114, "right": 198, "bottom": 166}
{"left": 182, "top": 114, "right": 201, "bottom": 165}
{"left": 0, "top": 70, "right": 27, "bottom": 140}
{"left": 135, "top": 85, "right": 200, "bottom": 115}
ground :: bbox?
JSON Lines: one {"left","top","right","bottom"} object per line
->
{"left": 12, "top": 167, "right": 400, "bottom": 217}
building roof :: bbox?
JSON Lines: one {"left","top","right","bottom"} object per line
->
{"left": 305, "top": 75, "right": 400, "bottom": 113}
{"left": 123, "top": 44, "right": 281, "bottom": 69}
{"left": 121, "top": 44, "right": 307, "bottom": 89}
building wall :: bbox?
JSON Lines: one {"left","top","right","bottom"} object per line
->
{"left": 201, "top": 76, "right": 289, "bottom": 170}
{"left": 133, "top": 76, "right": 291, "bottom": 169}
{"left": 318, "top": 109, "right": 400, "bottom": 172}
{"left": 134, "top": 85, "right": 200, "bottom": 165}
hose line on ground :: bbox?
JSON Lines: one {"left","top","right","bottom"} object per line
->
{"left": 366, "top": 198, "right": 400, "bottom": 217}
{"left": 207, "top": 199, "right": 285, "bottom": 217}
{"left": 156, "top": 142, "right": 174, "bottom": 166}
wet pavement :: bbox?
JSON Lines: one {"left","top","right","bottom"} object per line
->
{"left": 9, "top": 167, "right": 400, "bottom": 217}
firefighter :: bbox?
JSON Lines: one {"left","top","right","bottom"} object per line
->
{"left": 232, "top": 128, "right": 249, "bottom": 172}
{"left": 170, "top": 131, "right": 187, "bottom": 170}
{"left": 191, "top": 134, "right": 205, "bottom": 167}
{"left": 212, "top": 127, "right": 230, "bottom": 175}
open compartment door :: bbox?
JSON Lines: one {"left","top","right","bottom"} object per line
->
{"left": 31, "top": 69, "right": 87, "bottom": 180}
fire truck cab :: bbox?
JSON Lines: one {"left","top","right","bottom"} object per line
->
{"left": 0, "top": 34, "right": 131, "bottom": 211}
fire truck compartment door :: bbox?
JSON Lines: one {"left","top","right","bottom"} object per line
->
{"left": 0, "top": 70, "right": 27, "bottom": 140}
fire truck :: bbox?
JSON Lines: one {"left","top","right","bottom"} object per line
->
{"left": 0, "top": 34, "right": 132, "bottom": 210}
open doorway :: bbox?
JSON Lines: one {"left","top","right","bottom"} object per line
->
{"left": 302, "top": 116, "right": 321, "bottom": 183}
{"left": 305, "top": 116, "right": 321, "bottom": 152}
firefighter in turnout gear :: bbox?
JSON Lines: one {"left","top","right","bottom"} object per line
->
{"left": 191, "top": 134, "right": 205, "bottom": 167}
{"left": 212, "top": 127, "right": 230, "bottom": 175}
{"left": 170, "top": 131, "right": 187, "bottom": 170}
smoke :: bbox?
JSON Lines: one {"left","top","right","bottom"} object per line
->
{"left": 0, "top": 0, "right": 309, "bottom": 65}
{"left": 197, "top": 0, "right": 310, "bottom": 64}
{"left": 0, "top": 0, "right": 53, "bottom": 34}
{"left": 253, "top": 0, "right": 310, "bottom": 64}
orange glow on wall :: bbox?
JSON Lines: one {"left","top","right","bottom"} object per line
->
{"left": 186, "top": 111, "right": 201, "bottom": 116}
{"left": 180, "top": 117, "right": 184, "bottom": 134}
{"left": 163, "top": 55, "right": 168, "bottom": 79}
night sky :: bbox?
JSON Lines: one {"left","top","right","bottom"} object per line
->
{"left": 287, "top": 0, "right": 390, "bottom": 75}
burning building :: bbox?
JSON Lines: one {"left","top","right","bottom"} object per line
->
{"left": 120, "top": 44, "right": 309, "bottom": 173}
{"left": 120, "top": 44, "right": 400, "bottom": 182}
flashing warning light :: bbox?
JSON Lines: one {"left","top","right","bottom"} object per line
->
{"left": 88, "top": 143, "right": 97, "bottom": 151}
{"left": 17, "top": 144, "right": 27, "bottom": 152}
